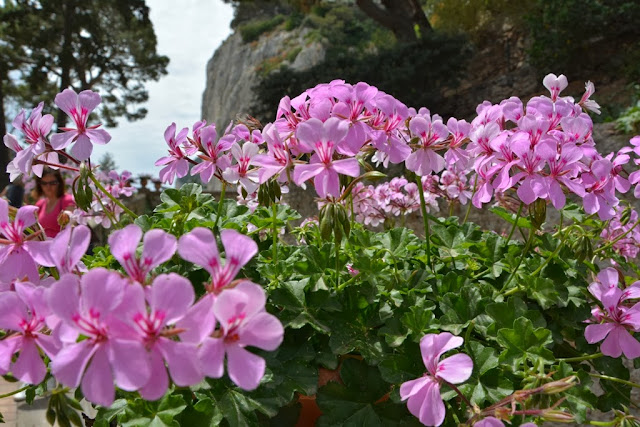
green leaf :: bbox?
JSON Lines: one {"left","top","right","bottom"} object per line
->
{"left": 467, "top": 342, "right": 499, "bottom": 376}
{"left": 496, "top": 317, "right": 554, "bottom": 369}
{"left": 490, "top": 206, "right": 532, "bottom": 229}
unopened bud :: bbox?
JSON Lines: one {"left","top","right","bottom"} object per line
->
{"left": 530, "top": 199, "right": 547, "bottom": 229}
{"left": 542, "top": 410, "right": 574, "bottom": 423}
{"left": 620, "top": 207, "right": 632, "bottom": 226}
{"left": 542, "top": 376, "right": 578, "bottom": 394}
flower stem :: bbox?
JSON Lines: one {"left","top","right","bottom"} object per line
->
{"left": 443, "top": 380, "right": 472, "bottom": 408}
{"left": 272, "top": 202, "right": 278, "bottom": 279}
{"left": 557, "top": 352, "right": 603, "bottom": 363}
{"left": 415, "top": 175, "right": 432, "bottom": 270}
{"left": 213, "top": 181, "right": 226, "bottom": 232}
{"left": 589, "top": 373, "right": 640, "bottom": 389}
{"left": 500, "top": 227, "right": 536, "bottom": 293}
{"left": 506, "top": 202, "right": 524, "bottom": 243}
{"left": 530, "top": 231, "right": 569, "bottom": 277}
{"left": 88, "top": 172, "right": 137, "bottom": 219}
{"left": 0, "top": 384, "right": 29, "bottom": 399}
{"left": 462, "top": 175, "right": 477, "bottom": 225}
{"left": 335, "top": 238, "right": 340, "bottom": 290}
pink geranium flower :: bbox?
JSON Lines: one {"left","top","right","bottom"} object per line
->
{"left": 400, "top": 332, "right": 473, "bottom": 426}
{"left": 118, "top": 274, "right": 202, "bottom": 400}
{"left": 31, "top": 225, "right": 91, "bottom": 276}
{"left": 50, "top": 89, "right": 111, "bottom": 160}
{"left": 197, "top": 281, "right": 284, "bottom": 390}
{"left": 155, "top": 123, "right": 192, "bottom": 185}
{"left": 0, "top": 282, "right": 60, "bottom": 384}
{"left": 542, "top": 73, "right": 568, "bottom": 102}
{"left": 177, "top": 228, "right": 257, "bottom": 293}
{"left": 0, "top": 199, "right": 44, "bottom": 283}
{"left": 293, "top": 117, "right": 360, "bottom": 198}
{"left": 585, "top": 268, "right": 640, "bottom": 359}
{"left": 48, "top": 269, "right": 151, "bottom": 406}
{"left": 108, "top": 224, "right": 177, "bottom": 284}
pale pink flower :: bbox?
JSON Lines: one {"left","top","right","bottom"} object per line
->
{"left": 30, "top": 225, "right": 91, "bottom": 276}
{"left": 400, "top": 333, "right": 473, "bottom": 426}
{"left": 117, "top": 274, "right": 202, "bottom": 400}
{"left": 191, "top": 124, "right": 234, "bottom": 184}
{"left": 108, "top": 224, "right": 177, "bottom": 284}
{"left": 155, "top": 123, "right": 191, "bottom": 185}
{"left": 50, "top": 89, "right": 111, "bottom": 160}
{"left": 0, "top": 282, "right": 60, "bottom": 384}
{"left": 542, "top": 73, "right": 568, "bottom": 102}
{"left": 0, "top": 199, "right": 44, "bottom": 283}
{"left": 585, "top": 268, "right": 640, "bottom": 359}
{"left": 293, "top": 117, "right": 360, "bottom": 198}
{"left": 48, "top": 269, "right": 151, "bottom": 406}
{"left": 197, "top": 281, "right": 284, "bottom": 390}
{"left": 223, "top": 142, "right": 261, "bottom": 194}
{"left": 177, "top": 228, "right": 257, "bottom": 293}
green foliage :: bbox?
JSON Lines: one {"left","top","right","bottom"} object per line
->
{"left": 616, "top": 84, "right": 640, "bottom": 133}
{"left": 251, "top": 3, "right": 469, "bottom": 121}
{"left": 238, "top": 15, "right": 286, "bottom": 43}
{"left": 525, "top": 0, "right": 640, "bottom": 76}
{"left": 79, "top": 183, "right": 638, "bottom": 426}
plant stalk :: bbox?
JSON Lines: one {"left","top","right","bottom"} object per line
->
{"left": 506, "top": 202, "right": 524, "bottom": 242}
{"left": 213, "top": 181, "right": 226, "bottom": 232}
{"left": 415, "top": 174, "right": 432, "bottom": 270}
{"left": 88, "top": 172, "right": 137, "bottom": 219}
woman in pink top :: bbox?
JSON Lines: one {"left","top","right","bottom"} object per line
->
{"left": 35, "top": 168, "right": 75, "bottom": 238}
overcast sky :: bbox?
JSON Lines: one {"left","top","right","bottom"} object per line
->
{"left": 91, "top": 0, "right": 234, "bottom": 180}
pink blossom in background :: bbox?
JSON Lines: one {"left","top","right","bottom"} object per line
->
{"left": 50, "top": 89, "right": 111, "bottom": 160}
{"left": 155, "top": 123, "right": 192, "bottom": 185}
{"left": 400, "top": 332, "right": 473, "bottom": 426}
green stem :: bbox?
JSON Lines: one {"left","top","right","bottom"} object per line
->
{"left": 337, "top": 272, "right": 361, "bottom": 292}
{"left": 506, "top": 202, "right": 524, "bottom": 243}
{"left": 594, "top": 218, "right": 640, "bottom": 255}
{"left": 500, "top": 227, "right": 536, "bottom": 293}
{"left": 415, "top": 175, "right": 432, "bottom": 270}
{"left": 88, "top": 172, "right": 137, "bottom": 219}
{"left": 335, "top": 239, "right": 340, "bottom": 290}
{"left": 0, "top": 384, "right": 29, "bottom": 399}
{"left": 213, "top": 181, "right": 226, "bottom": 232}
{"left": 557, "top": 352, "right": 603, "bottom": 363}
{"left": 530, "top": 231, "right": 569, "bottom": 277}
{"left": 272, "top": 202, "right": 278, "bottom": 279}
{"left": 589, "top": 373, "right": 640, "bottom": 389}
{"left": 462, "top": 175, "right": 477, "bottom": 225}
{"left": 559, "top": 210, "right": 564, "bottom": 231}
{"left": 589, "top": 421, "right": 618, "bottom": 426}
{"left": 95, "top": 191, "right": 119, "bottom": 228}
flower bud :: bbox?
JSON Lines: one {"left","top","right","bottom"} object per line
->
{"left": 542, "top": 410, "right": 574, "bottom": 423}
{"left": 530, "top": 199, "right": 547, "bottom": 229}
{"left": 541, "top": 376, "right": 578, "bottom": 394}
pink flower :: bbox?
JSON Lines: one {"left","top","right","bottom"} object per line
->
{"left": 108, "top": 224, "right": 177, "bottom": 284}
{"left": 542, "top": 73, "right": 568, "bottom": 102}
{"left": 117, "top": 274, "right": 202, "bottom": 400}
{"left": 177, "top": 228, "right": 257, "bottom": 293}
{"left": 12, "top": 102, "right": 54, "bottom": 154}
{"left": 474, "top": 418, "right": 536, "bottom": 427}
{"left": 293, "top": 117, "right": 360, "bottom": 198}
{"left": 222, "top": 142, "right": 261, "bottom": 194}
{"left": 579, "top": 81, "right": 601, "bottom": 114}
{"left": 0, "top": 282, "right": 60, "bottom": 384}
{"left": 406, "top": 115, "right": 449, "bottom": 177}
{"left": 30, "top": 225, "right": 91, "bottom": 275}
{"left": 155, "top": 123, "right": 191, "bottom": 185}
{"left": 400, "top": 332, "right": 473, "bottom": 426}
{"left": 191, "top": 124, "right": 234, "bottom": 184}
{"left": 50, "top": 89, "right": 111, "bottom": 160}
{"left": 47, "top": 269, "right": 151, "bottom": 406}
{"left": 198, "top": 281, "right": 284, "bottom": 390}
{"left": 0, "top": 199, "right": 43, "bottom": 283}
{"left": 584, "top": 268, "right": 640, "bottom": 359}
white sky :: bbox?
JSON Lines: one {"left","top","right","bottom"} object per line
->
{"left": 91, "top": 0, "right": 234, "bottom": 179}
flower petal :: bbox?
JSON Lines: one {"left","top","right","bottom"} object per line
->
{"left": 226, "top": 345, "right": 265, "bottom": 391}
{"left": 81, "top": 346, "right": 115, "bottom": 407}
{"left": 436, "top": 353, "right": 473, "bottom": 384}
{"left": 12, "top": 338, "right": 46, "bottom": 385}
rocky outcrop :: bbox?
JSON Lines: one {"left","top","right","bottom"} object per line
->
{"left": 201, "top": 29, "right": 324, "bottom": 129}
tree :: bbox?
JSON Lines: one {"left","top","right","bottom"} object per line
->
{"left": 223, "top": 0, "right": 432, "bottom": 42}
{"left": 0, "top": 0, "right": 169, "bottom": 188}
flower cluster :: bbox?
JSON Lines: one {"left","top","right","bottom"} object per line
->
{"left": 0, "top": 218, "right": 283, "bottom": 406}
{"left": 154, "top": 76, "right": 639, "bottom": 224}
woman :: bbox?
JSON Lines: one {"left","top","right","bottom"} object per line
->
{"left": 34, "top": 168, "right": 75, "bottom": 238}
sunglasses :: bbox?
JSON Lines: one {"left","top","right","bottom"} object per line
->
{"left": 41, "top": 180, "right": 59, "bottom": 187}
